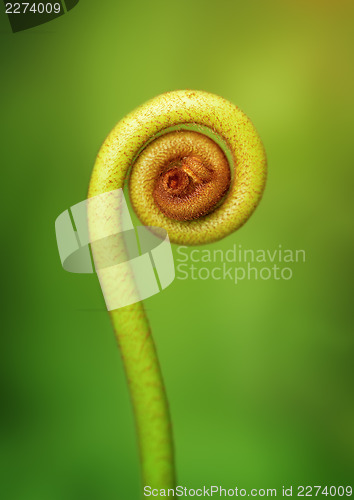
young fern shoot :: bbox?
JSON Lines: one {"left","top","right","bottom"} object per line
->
{"left": 88, "top": 90, "right": 267, "bottom": 496}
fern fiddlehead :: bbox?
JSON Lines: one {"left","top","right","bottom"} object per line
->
{"left": 88, "top": 90, "right": 267, "bottom": 495}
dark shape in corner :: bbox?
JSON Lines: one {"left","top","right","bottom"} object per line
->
{"left": 4, "top": 0, "right": 80, "bottom": 33}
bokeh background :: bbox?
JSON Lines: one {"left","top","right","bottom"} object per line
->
{"left": 1, "top": 1, "right": 353, "bottom": 498}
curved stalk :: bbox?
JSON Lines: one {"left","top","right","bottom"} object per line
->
{"left": 88, "top": 90, "right": 267, "bottom": 496}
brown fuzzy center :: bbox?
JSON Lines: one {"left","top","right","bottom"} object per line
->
{"left": 153, "top": 153, "right": 230, "bottom": 221}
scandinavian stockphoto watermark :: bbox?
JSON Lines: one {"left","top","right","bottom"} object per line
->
{"left": 143, "top": 484, "right": 352, "bottom": 497}
{"left": 176, "top": 245, "right": 306, "bottom": 283}
{"left": 144, "top": 485, "right": 277, "bottom": 497}
{"left": 55, "top": 189, "right": 305, "bottom": 310}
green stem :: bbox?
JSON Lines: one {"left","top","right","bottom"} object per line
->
{"left": 110, "top": 303, "right": 175, "bottom": 490}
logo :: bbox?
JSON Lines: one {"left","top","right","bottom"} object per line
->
{"left": 4, "top": 1, "right": 79, "bottom": 33}
{"left": 55, "top": 189, "right": 175, "bottom": 311}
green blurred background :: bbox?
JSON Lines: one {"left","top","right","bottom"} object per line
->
{"left": 1, "top": 1, "right": 353, "bottom": 498}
